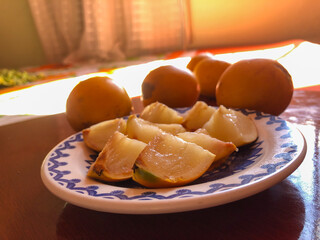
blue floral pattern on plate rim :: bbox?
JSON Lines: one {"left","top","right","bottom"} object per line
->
{"left": 41, "top": 109, "right": 306, "bottom": 214}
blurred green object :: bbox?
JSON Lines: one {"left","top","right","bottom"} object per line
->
{"left": 0, "top": 69, "right": 43, "bottom": 89}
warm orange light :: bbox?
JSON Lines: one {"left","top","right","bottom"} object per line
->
{"left": 0, "top": 41, "right": 318, "bottom": 116}
{"left": 278, "top": 42, "right": 320, "bottom": 89}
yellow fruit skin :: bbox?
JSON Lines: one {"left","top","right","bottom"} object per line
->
{"left": 142, "top": 65, "right": 199, "bottom": 108}
{"left": 66, "top": 77, "right": 132, "bottom": 131}
{"left": 133, "top": 167, "right": 202, "bottom": 188}
{"left": 216, "top": 59, "right": 293, "bottom": 115}
{"left": 194, "top": 59, "right": 230, "bottom": 98}
{"left": 132, "top": 167, "right": 182, "bottom": 188}
{"left": 187, "top": 53, "right": 214, "bottom": 71}
{"left": 87, "top": 166, "right": 121, "bottom": 182}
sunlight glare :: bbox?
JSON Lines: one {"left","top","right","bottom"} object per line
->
{"left": 0, "top": 41, "right": 319, "bottom": 116}
{"left": 0, "top": 74, "right": 93, "bottom": 115}
{"left": 214, "top": 44, "right": 296, "bottom": 63}
{"left": 278, "top": 42, "right": 320, "bottom": 89}
{"left": 111, "top": 57, "right": 190, "bottom": 97}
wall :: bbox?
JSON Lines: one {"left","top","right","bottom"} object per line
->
{"left": 1, "top": 0, "right": 320, "bottom": 69}
{"left": 0, "top": 0, "right": 46, "bottom": 69}
{"left": 188, "top": 0, "right": 320, "bottom": 49}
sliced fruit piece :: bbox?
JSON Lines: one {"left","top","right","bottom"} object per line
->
{"left": 154, "top": 123, "right": 186, "bottom": 135}
{"left": 182, "top": 101, "right": 216, "bottom": 131}
{"left": 140, "top": 102, "right": 183, "bottom": 124}
{"left": 177, "top": 131, "right": 237, "bottom": 162}
{"left": 126, "top": 115, "right": 164, "bottom": 143}
{"left": 203, "top": 105, "right": 258, "bottom": 147}
{"left": 87, "top": 131, "right": 147, "bottom": 182}
{"left": 82, "top": 118, "right": 127, "bottom": 151}
{"left": 133, "top": 132, "right": 215, "bottom": 188}
{"left": 190, "top": 128, "right": 237, "bottom": 168}
{"left": 194, "top": 128, "right": 210, "bottom": 134}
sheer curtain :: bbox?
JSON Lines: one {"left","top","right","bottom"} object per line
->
{"left": 28, "top": 0, "right": 190, "bottom": 64}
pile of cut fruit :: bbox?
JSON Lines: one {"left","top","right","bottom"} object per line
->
{"left": 83, "top": 101, "right": 258, "bottom": 188}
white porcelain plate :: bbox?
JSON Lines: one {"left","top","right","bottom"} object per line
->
{"left": 41, "top": 109, "right": 306, "bottom": 214}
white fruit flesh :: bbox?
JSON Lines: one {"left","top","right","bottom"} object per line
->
{"left": 135, "top": 132, "right": 215, "bottom": 183}
{"left": 126, "top": 115, "right": 164, "bottom": 143}
{"left": 154, "top": 123, "right": 186, "bottom": 135}
{"left": 140, "top": 102, "right": 183, "bottom": 124}
{"left": 87, "top": 131, "right": 147, "bottom": 181}
{"left": 183, "top": 101, "right": 216, "bottom": 131}
{"left": 177, "top": 131, "right": 237, "bottom": 161}
{"left": 82, "top": 118, "right": 126, "bottom": 151}
{"left": 203, "top": 105, "right": 258, "bottom": 147}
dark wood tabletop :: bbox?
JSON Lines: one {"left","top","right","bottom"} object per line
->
{"left": 0, "top": 88, "right": 319, "bottom": 240}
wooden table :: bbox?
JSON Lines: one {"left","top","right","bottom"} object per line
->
{"left": 0, "top": 89, "right": 319, "bottom": 240}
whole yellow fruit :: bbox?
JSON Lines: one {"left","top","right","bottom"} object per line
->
{"left": 142, "top": 65, "right": 199, "bottom": 108}
{"left": 187, "top": 53, "right": 214, "bottom": 72}
{"left": 216, "top": 58, "right": 293, "bottom": 115}
{"left": 66, "top": 76, "right": 132, "bottom": 131}
{"left": 194, "top": 58, "right": 231, "bottom": 98}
